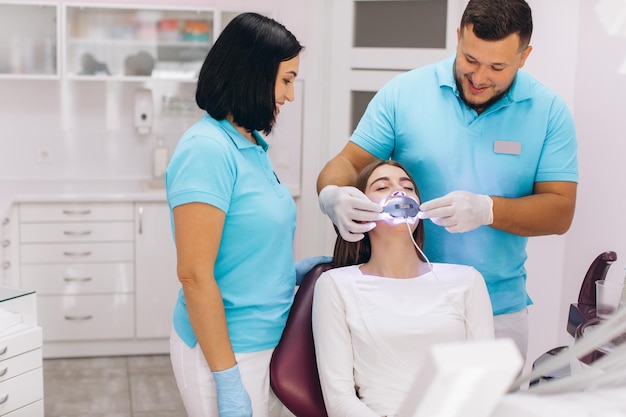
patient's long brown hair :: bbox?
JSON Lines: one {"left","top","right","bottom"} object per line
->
{"left": 332, "top": 159, "right": 425, "bottom": 267}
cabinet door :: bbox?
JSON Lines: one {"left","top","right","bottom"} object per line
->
{"left": 134, "top": 202, "right": 179, "bottom": 338}
{"left": 0, "top": 3, "right": 58, "bottom": 78}
{"left": 327, "top": 0, "right": 462, "bottom": 147}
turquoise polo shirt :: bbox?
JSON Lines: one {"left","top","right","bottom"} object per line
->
{"left": 351, "top": 56, "right": 578, "bottom": 315}
{"left": 166, "top": 114, "right": 297, "bottom": 352}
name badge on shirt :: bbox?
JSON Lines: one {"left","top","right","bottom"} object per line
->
{"left": 494, "top": 140, "right": 522, "bottom": 155}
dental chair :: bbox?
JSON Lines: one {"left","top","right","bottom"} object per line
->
{"left": 270, "top": 261, "right": 334, "bottom": 417}
{"left": 530, "top": 250, "right": 617, "bottom": 386}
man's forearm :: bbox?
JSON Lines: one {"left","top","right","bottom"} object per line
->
{"left": 316, "top": 156, "right": 360, "bottom": 194}
{"left": 490, "top": 182, "right": 577, "bottom": 236}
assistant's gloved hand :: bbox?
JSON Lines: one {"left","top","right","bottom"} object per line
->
{"left": 418, "top": 190, "right": 493, "bottom": 233}
{"left": 212, "top": 364, "right": 252, "bottom": 417}
{"left": 319, "top": 185, "right": 383, "bottom": 242}
{"left": 296, "top": 256, "right": 333, "bottom": 286}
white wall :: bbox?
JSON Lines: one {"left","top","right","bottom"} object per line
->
{"left": 525, "top": 0, "right": 626, "bottom": 367}
{"left": 522, "top": 0, "right": 581, "bottom": 369}
{"left": 562, "top": 0, "right": 626, "bottom": 334}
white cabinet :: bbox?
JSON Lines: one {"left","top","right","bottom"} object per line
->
{"left": 0, "top": 288, "right": 43, "bottom": 417}
{"left": 18, "top": 202, "right": 135, "bottom": 344}
{"left": 15, "top": 200, "right": 177, "bottom": 357}
{"left": 134, "top": 202, "right": 179, "bottom": 339}
{"left": 0, "top": 2, "right": 59, "bottom": 79}
{"left": 0, "top": 2, "right": 257, "bottom": 82}
{"left": 63, "top": 5, "right": 214, "bottom": 81}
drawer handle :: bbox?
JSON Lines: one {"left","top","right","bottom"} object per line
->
{"left": 1, "top": 262, "right": 9, "bottom": 270}
{"left": 0, "top": 346, "right": 6, "bottom": 355}
{"left": 0, "top": 367, "right": 7, "bottom": 377}
{"left": 1, "top": 240, "right": 9, "bottom": 248}
{"left": 137, "top": 205, "right": 144, "bottom": 235}
{"left": 1, "top": 218, "right": 8, "bottom": 226}
{"left": 63, "top": 251, "right": 92, "bottom": 257}
{"left": 62, "top": 209, "right": 91, "bottom": 216}
{"left": 63, "top": 230, "right": 92, "bottom": 236}
{"left": 0, "top": 394, "right": 7, "bottom": 405}
{"left": 64, "top": 276, "right": 93, "bottom": 282}
{"left": 64, "top": 315, "right": 93, "bottom": 321}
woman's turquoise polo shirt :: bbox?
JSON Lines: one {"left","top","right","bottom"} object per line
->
{"left": 166, "top": 114, "right": 297, "bottom": 352}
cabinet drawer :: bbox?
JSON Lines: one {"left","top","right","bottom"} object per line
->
{"left": 3, "top": 399, "right": 43, "bottom": 417}
{"left": 0, "top": 327, "right": 42, "bottom": 362}
{"left": 20, "top": 242, "right": 134, "bottom": 264}
{"left": 19, "top": 203, "right": 134, "bottom": 222}
{"left": 38, "top": 295, "right": 134, "bottom": 341}
{"left": 0, "top": 368, "right": 43, "bottom": 416}
{"left": 21, "top": 263, "right": 133, "bottom": 295}
{"left": 0, "top": 349, "right": 42, "bottom": 383}
{"left": 20, "top": 221, "right": 134, "bottom": 243}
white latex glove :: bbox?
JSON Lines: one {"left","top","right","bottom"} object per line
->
{"left": 319, "top": 185, "right": 383, "bottom": 242}
{"left": 418, "top": 190, "right": 493, "bottom": 233}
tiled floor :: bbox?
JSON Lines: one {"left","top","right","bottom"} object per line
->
{"left": 43, "top": 354, "right": 186, "bottom": 417}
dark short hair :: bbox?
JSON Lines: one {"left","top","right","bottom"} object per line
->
{"left": 333, "top": 159, "right": 426, "bottom": 268}
{"left": 195, "top": 12, "right": 303, "bottom": 135}
{"left": 460, "top": 0, "right": 533, "bottom": 51}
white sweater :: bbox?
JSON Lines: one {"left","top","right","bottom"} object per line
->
{"left": 312, "top": 263, "right": 494, "bottom": 417}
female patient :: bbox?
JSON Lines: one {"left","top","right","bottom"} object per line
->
{"left": 312, "top": 159, "right": 495, "bottom": 417}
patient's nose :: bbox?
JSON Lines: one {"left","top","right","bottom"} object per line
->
{"left": 391, "top": 190, "right": 406, "bottom": 197}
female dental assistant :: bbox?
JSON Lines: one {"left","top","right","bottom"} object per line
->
{"left": 166, "top": 12, "right": 303, "bottom": 417}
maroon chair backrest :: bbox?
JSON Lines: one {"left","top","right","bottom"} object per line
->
{"left": 270, "top": 262, "right": 334, "bottom": 417}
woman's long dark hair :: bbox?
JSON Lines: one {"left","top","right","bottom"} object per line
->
{"left": 195, "top": 12, "right": 303, "bottom": 135}
{"left": 332, "top": 159, "right": 425, "bottom": 267}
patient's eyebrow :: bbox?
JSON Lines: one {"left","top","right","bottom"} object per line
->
{"left": 368, "top": 176, "right": 390, "bottom": 188}
{"left": 369, "top": 175, "right": 413, "bottom": 188}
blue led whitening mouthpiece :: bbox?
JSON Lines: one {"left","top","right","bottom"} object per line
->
{"left": 382, "top": 196, "right": 419, "bottom": 218}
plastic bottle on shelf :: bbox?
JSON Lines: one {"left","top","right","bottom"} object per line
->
{"left": 153, "top": 137, "right": 169, "bottom": 179}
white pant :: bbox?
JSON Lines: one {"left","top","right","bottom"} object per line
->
{"left": 494, "top": 308, "right": 529, "bottom": 363}
{"left": 170, "top": 328, "right": 295, "bottom": 417}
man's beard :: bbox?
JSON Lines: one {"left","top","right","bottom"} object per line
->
{"left": 454, "top": 73, "right": 510, "bottom": 113}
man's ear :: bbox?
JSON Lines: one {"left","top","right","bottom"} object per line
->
{"left": 519, "top": 45, "right": 532, "bottom": 68}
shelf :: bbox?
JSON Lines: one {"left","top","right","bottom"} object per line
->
{"left": 64, "top": 5, "right": 214, "bottom": 81}
{"left": 64, "top": 73, "right": 198, "bottom": 83}
{"left": 67, "top": 37, "right": 210, "bottom": 48}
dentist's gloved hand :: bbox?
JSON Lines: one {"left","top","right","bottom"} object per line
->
{"left": 212, "top": 364, "right": 252, "bottom": 417}
{"left": 295, "top": 256, "right": 333, "bottom": 286}
{"left": 418, "top": 190, "right": 493, "bottom": 233}
{"left": 319, "top": 185, "right": 383, "bottom": 242}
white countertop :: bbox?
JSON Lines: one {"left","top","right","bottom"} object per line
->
{"left": 0, "top": 178, "right": 166, "bottom": 219}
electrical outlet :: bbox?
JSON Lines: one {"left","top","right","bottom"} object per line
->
{"left": 36, "top": 148, "right": 52, "bottom": 164}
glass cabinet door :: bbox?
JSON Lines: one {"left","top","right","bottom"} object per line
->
{"left": 0, "top": 3, "right": 58, "bottom": 78}
{"left": 64, "top": 6, "right": 214, "bottom": 81}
